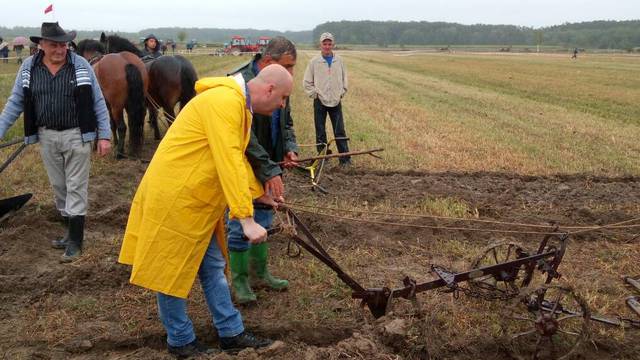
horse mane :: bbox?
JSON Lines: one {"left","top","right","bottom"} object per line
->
{"left": 76, "top": 39, "right": 105, "bottom": 58}
{"left": 100, "top": 33, "right": 142, "bottom": 57}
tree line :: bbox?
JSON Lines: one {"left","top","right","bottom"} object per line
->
{"left": 0, "top": 26, "right": 311, "bottom": 45}
{"left": 2, "top": 20, "right": 639, "bottom": 49}
{"left": 312, "top": 20, "right": 640, "bottom": 49}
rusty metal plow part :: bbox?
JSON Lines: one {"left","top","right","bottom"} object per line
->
{"left": 0, "top": 139, "right": 27, "bottom": 175}
{"left": 0, "top": 193, "right": 33, "bottom": 223}
{"left": 1, "top": 139, "right": 33, "bottom": 222}
{"left": 277, "top": 207, "right": 567, "bottom": 319}
{"left": 623, "top": 276, "right": 640, "bottom": 324}
{"left": 502, "top": 285, "right": 591, "bottom": 360}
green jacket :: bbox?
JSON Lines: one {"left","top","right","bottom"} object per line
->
{"left": 228, "top": 54, "right": 299, "bottom": 183}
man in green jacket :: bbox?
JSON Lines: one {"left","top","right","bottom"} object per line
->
{"left": 226, "top": 36, "right": 298, "bottom": 303}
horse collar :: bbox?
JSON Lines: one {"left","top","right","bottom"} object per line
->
{"left": 89, "top": 53, "right": 104, "bottom": 66}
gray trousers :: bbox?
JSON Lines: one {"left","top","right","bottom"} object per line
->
{"left": 38, "top": 128, "right": 91, "bottom": 217}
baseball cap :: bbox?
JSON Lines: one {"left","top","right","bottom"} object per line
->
{"left": 319, "top": 32, "right": 334, "bottom": 42}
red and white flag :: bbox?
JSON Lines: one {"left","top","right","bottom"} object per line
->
{"left": 44, "top": 4, "right": 53, "bottom": 14}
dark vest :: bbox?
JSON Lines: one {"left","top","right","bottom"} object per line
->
{"left": 22, "top": 52, "right": 97, "bottom": 141}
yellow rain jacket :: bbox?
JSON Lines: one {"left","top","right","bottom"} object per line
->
{"left": 118, "top": 76, "right": 263, "bottom": 298}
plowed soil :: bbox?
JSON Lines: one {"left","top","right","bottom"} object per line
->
{"left": 1, "top": 157, "right": 639, "bottom": 359}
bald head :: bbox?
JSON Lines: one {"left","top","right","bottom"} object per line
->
{"left": 247, "top": 64, "right": 293, "bottom": 116}
{"left": 253, "top": 64, "right": 293, "bottom": 91}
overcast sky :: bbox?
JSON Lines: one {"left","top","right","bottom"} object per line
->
{"left": 3, "top": 0, "right": 639, "bottom": 32}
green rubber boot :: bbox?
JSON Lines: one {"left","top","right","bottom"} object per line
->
{"left": 249, "top": 243, "right": 288, "bottom": 290}
{"left": 229, "top": 250, "right": 257, "bottom": 304}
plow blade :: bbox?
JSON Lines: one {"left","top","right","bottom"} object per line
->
{"left": 0, "top": 193, "right": 32, "bottom": 223}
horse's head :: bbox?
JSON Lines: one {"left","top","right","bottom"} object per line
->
{"left": 100, "top": 33, "right": 143, "bottom": 57}
{"left": 76, "top": 39, "right": 105, "bottom": 63}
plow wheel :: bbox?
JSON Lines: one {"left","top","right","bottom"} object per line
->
{"left": 501, "top": 285, "right": 590, "bottom": 360}
{"left": 468, "top": 241, "right": 534, "bottom": 300}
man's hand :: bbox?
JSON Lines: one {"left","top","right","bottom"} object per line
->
{"left": 96, "top": 139, "right": 111, "bottom": 157}
{"left": 239, "top": 217, "right": 267, "bottom": 244}
{"left": 255, "top": 193, "right": 281, "bottom": 209}
{"left": 264, "top": 175, "right": 284, "bottom": 201}
{"left": 282, "top": 151, "right": 299, "bottom": 169}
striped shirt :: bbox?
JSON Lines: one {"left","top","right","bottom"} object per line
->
{"left": 31, "top": 59, "right": 78, "bottom": 130}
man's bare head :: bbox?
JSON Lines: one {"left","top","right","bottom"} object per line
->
{"left": 247, "top": 64, "right": 293, "bottom": 116}
{"left": 259, "top": 36, "right": 297, "bottom": 75}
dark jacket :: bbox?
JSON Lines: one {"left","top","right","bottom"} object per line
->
{"left": 141, "top": 48, "right": 162, "bottom": 60}
{"left": 141, "top": 34, "right": 162, "bottom": 60}
{"left": 228, "top": 54, "right": 298, "bottom": 183}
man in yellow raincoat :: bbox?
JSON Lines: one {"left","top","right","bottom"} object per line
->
{"left": 118, "top": 64, "right": 293, "bottom": 357}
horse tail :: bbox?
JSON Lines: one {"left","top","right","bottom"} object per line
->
{"left": 176, "top": 55, "right": 197, "bottom": 106}
{"left": 124, "top": 63, "right": 145, "bottom": 154}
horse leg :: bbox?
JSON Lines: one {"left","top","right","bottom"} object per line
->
{"left": 147, "top": 100, "right": 162, "bottom": 140}
{"left": 110, "top": 118, "right": 117, "bottom": 149}
{"left": 106, "top": 102, "right": 117, "bottom": 147}
{"left": 115, "top": 109, "right": 127, "bottom": 159}
{"left": 164, "top": 104, "right": 176, "bottom": 126}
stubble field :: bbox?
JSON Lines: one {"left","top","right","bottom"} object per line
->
{"left": 1, "top": 49, "right": 639, "bottom": 359}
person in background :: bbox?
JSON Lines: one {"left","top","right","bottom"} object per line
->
{"left": 14, "top": 44, "right": 24, "bottom": 64}
{"left": 303, "top": 32, "right": 351, "bottom": 166}
{"left": 141, "top": 34, "right": 162, "bottom": 60}
{"left": 0, "top": 38, "right": 9, "bottom": 64}
{"left": 226, "top": 36, "right": 298, "bottom": 304}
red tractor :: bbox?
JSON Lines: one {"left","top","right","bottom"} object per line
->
{"left": 224, "top": 35, "right": 261, "bottom": 56}
{"left": 256, "top": 36, "right": 271, "bottom": 52}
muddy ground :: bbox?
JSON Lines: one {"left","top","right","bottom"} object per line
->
{"left": 1, "top": 155, "right": 639, "bottom": 359}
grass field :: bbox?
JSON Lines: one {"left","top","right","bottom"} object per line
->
{"left": 3, "top": 51, "right": 640, "bottom": 175}
{"left": 1, "top": 51, "right": 639, "bottom": 359}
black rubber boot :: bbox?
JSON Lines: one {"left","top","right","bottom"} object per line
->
{"left": 51, "top": 216, "right": 69, "bottom": 249}
{"left": 168, "top": 339, "right": 217, "bottom": 359}
{"left": 61, "top": 216, "right": 84, "bottom": 263}
{"left": 219, "top": 331, "right": 273, "bottom": 353}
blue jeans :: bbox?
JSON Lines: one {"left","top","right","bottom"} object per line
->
{"left": 156, "top": 235, "right": 244, "bottom": 347}
{"left": 227, "top": 207, "right": 273, "bottom": 252}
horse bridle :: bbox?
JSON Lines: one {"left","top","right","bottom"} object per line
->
{"left": 88, "top": 52, "right": 104, "bottom": 66}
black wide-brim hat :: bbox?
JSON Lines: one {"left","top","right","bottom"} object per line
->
{"left": 30, "top": 22, "right": 77, "bottom": 43}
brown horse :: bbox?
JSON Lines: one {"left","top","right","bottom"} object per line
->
{"left": 76, "top": 39, "right": 149, "bottom": 157}
{"left": 97, "top": 34, "right": 197, "bottom": 140}
{"left": 146, "top": 55, "right": 197, "bottom": 139}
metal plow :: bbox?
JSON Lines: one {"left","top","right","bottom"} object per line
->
{"left": 1, "top": 139, "right": 32, "bottom": 222}
{"left": 273, "top": 207, "right": 639, "bottom": 359}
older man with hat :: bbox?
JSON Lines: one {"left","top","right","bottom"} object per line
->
{"left": 0, "top": 22, "right": 112, "bottom": 262}
{"left": 303, "top": 32, "right": 351, "bottom": 166}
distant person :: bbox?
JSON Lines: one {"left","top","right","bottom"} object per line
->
{"left": 14, "top": 44, "right": 24, "bottom": 64}
{"left": 186, "top": 41, "right": 194, "bottom": 53}
{"left": 0, "top": 22, "right": 112, "bottom": 262}
{"left": 141, "top": 34, "right": 162, "bottom": 61}
{"left": 171, "top": 41, "right": 176, "bottom": 54}
{"left": 0, "top": 38, "right": 9, "bottom": 64}
{"left": 29, "top": 42, "right": 38, "bottom": 56}
{"left": 572, "top": 48, "right": 578, "bottom": 59}
{"left": 303, "top": 32, "right": 351, "bottom": 166}
{"left": 160, "top": 42, "right": 167, "bottom": 55}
